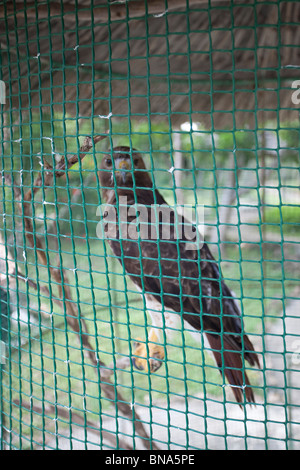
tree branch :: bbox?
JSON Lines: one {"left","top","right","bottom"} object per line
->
{"left": 13, "top": 398, "right": 132, "bottom": 450}
{"left": 14, "top": 133, "right": 157, "bottom": 450}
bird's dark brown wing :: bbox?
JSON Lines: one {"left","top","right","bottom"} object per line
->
{"left": 105, "top": 187, "right": 259, "bottom": 403}
{"left": 108, "top": 200, "right": 236, "bottom": 330}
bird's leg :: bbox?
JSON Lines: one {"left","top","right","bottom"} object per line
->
{"left": 132, "top": 328, "right": 165, "bottom": 373}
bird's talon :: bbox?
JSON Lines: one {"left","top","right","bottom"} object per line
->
{"left": 132, "top": 333, "right": 165, "bottom": 373}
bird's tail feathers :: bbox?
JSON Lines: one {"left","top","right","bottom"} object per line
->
{"left": 206, "top": 332, "right": 258, "bottom": 405}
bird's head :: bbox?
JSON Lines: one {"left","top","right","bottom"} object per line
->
{"left": 99, "top": 146, "right": 152, "bottom": 190}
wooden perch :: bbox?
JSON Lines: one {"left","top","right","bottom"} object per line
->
{"left": 21, "top": 135, "right": 107, "bottom": 363}
{"left": 9, "top": 132, "right": 157, "bottom": 450}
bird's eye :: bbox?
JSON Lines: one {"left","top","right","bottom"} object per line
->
{"left": 134, "top": 158, "right": 139, "bottom": 166}
{"left": 105, "top": 158, "right": 112, "bottom": 166}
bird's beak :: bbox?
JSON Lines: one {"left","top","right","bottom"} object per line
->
{"left": 116, "top": 159, "right": 130, "bottom": 184}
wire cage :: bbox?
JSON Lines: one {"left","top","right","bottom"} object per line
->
{"left": 0, "top": 0, "right": 300, "bottom": 450}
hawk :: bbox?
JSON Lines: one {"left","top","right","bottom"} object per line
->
{"left": 98, "top": 146, "right": 260, "bottom": 404}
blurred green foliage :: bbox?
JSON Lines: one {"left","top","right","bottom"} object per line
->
{"left": 264, "top": 205, "right": 300, "bottom": 235}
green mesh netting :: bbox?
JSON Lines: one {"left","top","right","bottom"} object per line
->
{"left": 0, "top": 0, "right": 300, "bottom": 450}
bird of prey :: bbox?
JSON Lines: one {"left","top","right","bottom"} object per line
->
{"left": 98, "top": 146, "right": 260, "bottom": 404}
